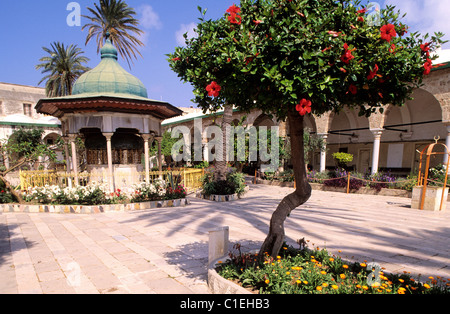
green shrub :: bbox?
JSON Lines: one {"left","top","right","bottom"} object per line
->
{"left": 201, "top": 167, "right": 247, "bottom": 196}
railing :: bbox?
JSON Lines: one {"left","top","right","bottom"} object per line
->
{"left": 19, "top": 168, "right": 204, "bottom": 194}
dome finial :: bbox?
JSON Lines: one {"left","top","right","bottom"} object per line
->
{"left": 101, "top": 31, "right": 118, "bottom": 60}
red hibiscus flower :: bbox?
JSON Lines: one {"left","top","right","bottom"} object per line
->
{"left": 357, "top": 8, "right": 368, "bottom": 14}
{"left": 228, "top": 13, "right": 242, "bottom": 25}
{"left": 296, "top": 99, "right": 312, "bottom": 116}
{"left": 348, "top": 84, "right": 358, "bottom": 95}
{"left": 380, "top": 24, "right": 397, "bottom": 42}
{"left": 423, "top": 59, "right": 433, "bottom": 75}
{"left": 226, "top": 4, "right": 241, "bottom": 15}
{"left": 367, "top": 64, "right": 379, "bottom": 80}
{"left": 421, "top": 42, "right": 431, "bottom": 54}
{"left": 206, "top": 81, "right": 221, "bottom": 97}
{"left": 340, "top": 44, "right": 355, "bottom": 64}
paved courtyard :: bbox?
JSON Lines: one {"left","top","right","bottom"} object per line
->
{"left": 0, "top": 183, "right": 449, "bottom": 294}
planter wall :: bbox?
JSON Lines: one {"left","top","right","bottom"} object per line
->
{"left": 207, "top": 257, "right": 252, "bottom": 294}
{"left": 411, "top": 186, "right": 448, "bottom": 211}
{"left": 0, "top": 198, "right": 189, "bottom": 214}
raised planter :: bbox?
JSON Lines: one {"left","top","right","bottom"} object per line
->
{"left": 207, "top": 256, "right": 252, "bottom": 294}
{"left": 0, "top": 198, "right": 189, "bottom": 214}
{"left": 196, "top": 186, "right": 249, "bottom": 202}
{"left": 411, "top": 186, "right": 448, "bottom": 211}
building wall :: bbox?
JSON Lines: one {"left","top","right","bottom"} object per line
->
{"left": 160, "top": 66, "right": 450, "bottom": 176}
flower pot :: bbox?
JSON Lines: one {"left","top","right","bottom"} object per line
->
{"left": 411, "top": 186, "right": 448, "bottom": 211}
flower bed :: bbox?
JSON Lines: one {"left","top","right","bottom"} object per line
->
{"left": 216, "top": 243, "right": 450, "bottom": 295}
{"left": 15, "top": 180, "right": 189, "bottom": 213}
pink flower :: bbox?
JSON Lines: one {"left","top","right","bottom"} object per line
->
{"left": 296, "top": 99, "right": 312, "bottom": 116}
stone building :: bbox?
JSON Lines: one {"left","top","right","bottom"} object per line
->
{"left": 0, "top": 82, "right": 63, "bottom": 168}
{"left": 162, "top": 55, "right": 450, "bottom": 176}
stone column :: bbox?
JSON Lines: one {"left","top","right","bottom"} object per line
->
{"left": 371, "top": 129, "right": 383, "bottom": 175}
{"left": 318, "top": 134, "right": 328, "bottom": 173}
{"left": 68, "top": 134, "right": 78, "bottom": 186}
{"left": 141, "top": 134, "right": 153, "bottom": 183}
{"left": 103, "top": 133, "right": 114, "bottom": 192}
{"left": 444, "top": 124, "right": 450, "bottom": 166}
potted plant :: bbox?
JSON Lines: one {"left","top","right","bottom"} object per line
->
{"left": 332, "top": 152, "right": 354, "bottom": 169}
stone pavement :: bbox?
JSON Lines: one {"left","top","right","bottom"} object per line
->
{"left": 0, "top": 183, "right": 449, "bottom": 294}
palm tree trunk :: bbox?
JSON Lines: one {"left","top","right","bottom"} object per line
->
{"left": 215, "top": 104, "right": 233, "bottom": 181}
{"left": 259, "top": 110, "right": 312, "bottom": 258}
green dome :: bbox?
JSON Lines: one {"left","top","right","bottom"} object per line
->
{"left": 72, "top": 37, "right": 148, "bottom": 98}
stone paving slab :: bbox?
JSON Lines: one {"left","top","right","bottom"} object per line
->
{"left": 0, "top": 184, "right": 449, "bottom": 294}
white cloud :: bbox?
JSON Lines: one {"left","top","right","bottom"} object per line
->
{"left": 384, "top": 0, "right": 450, "bottom": 46}
{"left": 139, "top": 4, "right": 162, "bottom": 30}
{"left": 175, "top": 22, "right": 198, "bottom": 46}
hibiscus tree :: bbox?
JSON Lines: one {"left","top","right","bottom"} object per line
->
{"left": 168, "top": 0, "right": 445, "bottom": 258}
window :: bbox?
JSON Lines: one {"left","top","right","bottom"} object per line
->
{"left": 23, "top": 103, "right": 32, "bottom": 117}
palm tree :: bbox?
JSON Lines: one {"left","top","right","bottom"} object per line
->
{"left": 82, "top": 0, "right": 144, "bottom": 66}
{"left": 36, "top": 42, "right": 90, "bottom": 97}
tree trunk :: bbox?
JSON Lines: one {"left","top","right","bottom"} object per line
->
{"left": 259, "top": 110, "right": 312, "bottom": 258}
{"left": 215, "top": 104, "right": 234, "bottom": 181}
{"left": 0, "top": 175, "right": 25, "bottom": 204}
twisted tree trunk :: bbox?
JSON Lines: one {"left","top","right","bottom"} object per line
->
{"left": 215, "top": 104, "right": 234, "bottom": 181}
{"left": 259, "top": 110, "right": 312, "bottom": 258}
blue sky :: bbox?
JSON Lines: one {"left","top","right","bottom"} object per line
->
{"left": 0, "top": 0, "right": 449, "bottom": 109}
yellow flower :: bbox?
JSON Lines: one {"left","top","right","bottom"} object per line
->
{"left": 322, "top": 283, "right": 329, "bottom": 287}
{"left": 265, "top": 279, "right": 270, "bottom": 284}
{"left": 343, "top": 265, "right": 349, "bottom": 269}
{"left": 321, "top": 271, "right": 327, "bottom": 275}
{"left": 423, "top": 284, "right": 431, "bottom": 289}
{"left": 371, "top": 282, "right": 381, "bottom": 288}
{"left": 356, "top": 284, "right": 361, "bottom": 289}
{"left": 296, "top": 280, "right": 301, "bottom": 284}
{"left": 286, "top": 272, "right": 290, "bottom": 275}
{"left": 332, "top": 285, "right": 339, "bottom": 290}
{"left": 277, "top": 256, "right": 281, "bottom": 259}
{"left": 362, "top": 285, "right": 369, "bottom": 290}
{"left": 329, "top": 258, "right": 335, "bottom": 262}
{"left": 360, "top": 263, "right": 367, "bottom": 268}
{"left": 303, "top": 281, "right": 309, "bottom": 285}
{"left": 316, "top": 286, "right": 323, "bottom": 291}
{"left": 340, "top": 274, "right": 346, "bottom": 280}
{"left": 398, "top": 279, "right": 404, "bottom": 283}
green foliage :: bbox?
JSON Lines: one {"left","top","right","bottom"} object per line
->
{"left": 168, "top": 0, "right": 446, "bottom": 120}
{"left": 332, "top": 152, "right": 354, "bottom": 166}
{"left": 3, "top": 128, "right": 57, "bottom": 171}
{"left": 36, "top": 42, "right": 90, "bottom": 97}
{"left": 82, "top": 0, "right": 145, "bottom": 66}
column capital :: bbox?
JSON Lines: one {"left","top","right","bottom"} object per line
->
{"left": 103, "top": 132, "right": 114, "bottom": 140}
{"left": 68, "top": 134, "right": 78, "bottom": 142}
{"left": 141, "top": 133, "right": 155, "bottom": 142}
{"left": 155, "top": 136, "right": 163, "bottom": 142}
{"left": 370, "top": 129, "right": 383, "bottom": 138}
